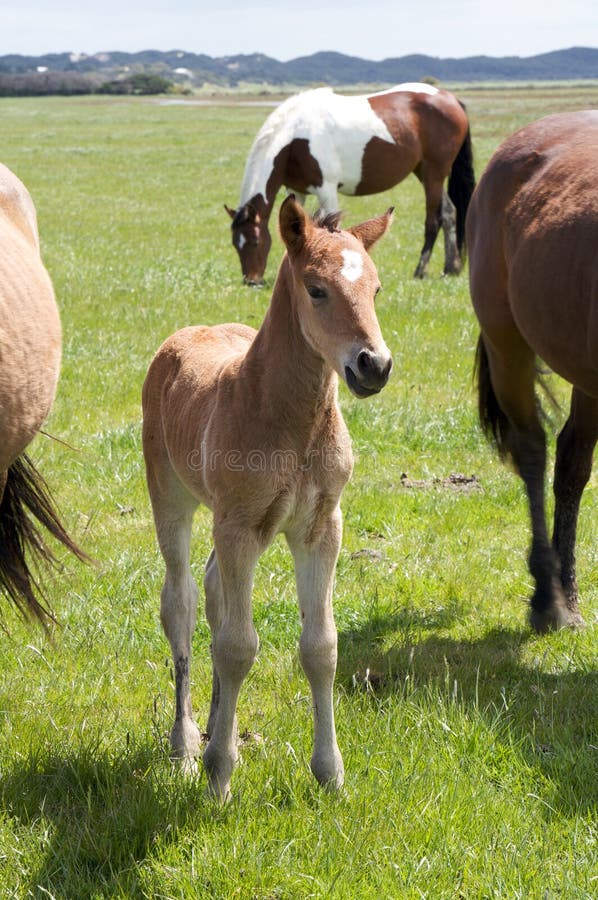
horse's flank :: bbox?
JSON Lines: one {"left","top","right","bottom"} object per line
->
{"left": 0, "top": 163, "right": 60, "bottom": 473}
{"left": 0, "top": 162, "right": 88, "bottom": 624}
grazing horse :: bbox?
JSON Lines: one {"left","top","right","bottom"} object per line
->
{"left": 143, "top": 196, "right": 393, "bottom": 799}
{"left": 225, "top": 83, "right": 474, "bottom": 284}
{"left": 0, "top": 162, "right": 86, "bottom": 624}
{"left": 468, "top": 110, "right": 598, "bottom": 632}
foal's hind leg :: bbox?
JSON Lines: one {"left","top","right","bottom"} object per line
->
{"left": 203, "top": 547, "right": 227, "bottom": 739}
{"left": 551, "top": 387, "right": 598, "bottom": 626}
{"left": 287, "top": 509, "right": 344, "bottom": 790}
{"left": 202, "top": 523, "right": 260, "bottom": 800}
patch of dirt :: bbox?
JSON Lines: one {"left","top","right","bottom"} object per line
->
{"left": 399, "top": 472, "right": 482, "bottom": 492}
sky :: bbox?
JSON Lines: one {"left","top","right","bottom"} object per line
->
{"left": 1, "top": 1, "right": 596, "bottom": 61}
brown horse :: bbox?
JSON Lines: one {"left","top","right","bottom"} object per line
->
{"left": 143, "top": 196, "right": 393, "bottom": 799}
{"left": 468, "top": 110, "right": 598, "bottom": 632}
{"left": 225, "top": 83, "right": 475, "bottom": 284}
{"left": 0, "top": 162, "right": 87, "bottom": 624}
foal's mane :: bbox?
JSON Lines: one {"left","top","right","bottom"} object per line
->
{"left": 313, "top": 209, "right": 343, "bottom": 232}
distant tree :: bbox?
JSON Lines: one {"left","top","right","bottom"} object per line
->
{"left": 96, "top": 72, "right": 173, "bottom": 95}
{"left": 130, "top": 72, "right": 173, "bottom": 94}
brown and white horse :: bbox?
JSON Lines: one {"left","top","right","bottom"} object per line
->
{"left": 225, "top": 83, "right": 475, "bottom": 284}
{"left": 468, "top": 110, "right": 598, "bottom": 632}
{"left": 143, "top": 196, "right": 393, "bottom": 799}
{"left": 0, "top": 162, "right": 86, "bottom": 624}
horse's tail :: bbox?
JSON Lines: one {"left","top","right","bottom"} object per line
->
{"left": 474, "top": 335, "right": 511, "bottom": 462}
{"left": 448, "top": 102, "right": 476, "bottom": 259}
{"left": 0, "top": 454, "right": 89, "bottom": 626}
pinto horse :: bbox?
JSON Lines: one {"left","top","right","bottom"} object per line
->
{"left": 225, "top": 83, "right": 475, "bottom": 284}
{"left": 0, "top": 162, "right": 87, "bottom": 624}
{"left": 468, "top": 110, "right": 598, "bottom": 632}
{"left": 143, "top": 197, "right": 393, "bottom": 799}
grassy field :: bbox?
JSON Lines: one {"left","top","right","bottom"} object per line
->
{"left": 0, "top": 85, "right": 597, "bottom": 898}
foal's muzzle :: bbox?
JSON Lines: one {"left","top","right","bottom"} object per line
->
{"left": 345, "top": 349, "right": 393, "bottom": 397}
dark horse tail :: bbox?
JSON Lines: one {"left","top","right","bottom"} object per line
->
{"left": 0, "top": 454, "right": 89, "bottom": 626}
{"left": 474, "top": 335, "right": 511, "bottom": 461}
{"left": 448, "top": 102, "right": 476, "bottom": 258}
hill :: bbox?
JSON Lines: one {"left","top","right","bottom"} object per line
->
{"left": 0, "top": 46, "right": 596, "bottom": 92}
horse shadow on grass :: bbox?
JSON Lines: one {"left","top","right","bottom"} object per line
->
{"left": 0, "top": 741, "right": 220, "bottom": 895}
{"left": 337, "top": 608, "right": 598, "bottom": 817}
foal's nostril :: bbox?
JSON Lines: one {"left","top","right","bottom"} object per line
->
{"left": 357, "top": 350, "right": 372, "bottom": 375}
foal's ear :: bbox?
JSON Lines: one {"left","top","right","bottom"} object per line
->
{"left": 279, "top": 195, "right": 310, "bottom": 255}
{"left": 350, "top": 207, "right": 394, "bottom": 251}
{"left": 224, "top": 204, "right": 236, "bottom": 220}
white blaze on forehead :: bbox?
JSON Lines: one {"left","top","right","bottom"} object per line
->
{"left": 236, "top": 233, "right": 246, "bottom": 250}
{"left": 340, "top": 248, "right": 364, "bottom": 283}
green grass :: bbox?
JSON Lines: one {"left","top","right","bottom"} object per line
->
{"left": 0, "top": 86, "right": 597, "bottom": 898}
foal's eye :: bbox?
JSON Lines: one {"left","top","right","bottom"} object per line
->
{"left": 374, "top": 285, "right": 382, "bottom": 298}
{"left": 306, "top": 285, "right": 328, "bottom": 302}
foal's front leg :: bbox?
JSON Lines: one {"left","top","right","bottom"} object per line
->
{"left": 157, "top": 504, "right": 202, "bottom": 772}
{"left": 203, "top": 524, "right": 260, "bottom": 801}
{"left": 287, "top": 508, "right": 344, "bottom": 789}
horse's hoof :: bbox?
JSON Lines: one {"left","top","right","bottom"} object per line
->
{"left": 529, "top": 602, "right": 584, "bottom": 633}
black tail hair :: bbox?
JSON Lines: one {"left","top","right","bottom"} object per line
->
{"left": 474, "top": 335, "right": 511, "bottom": 461}
{"left": 448, "top": 102, "right": 476, "bottom": 257}
{"left": 0, "top": 454, "right": 89, "bottom": 626}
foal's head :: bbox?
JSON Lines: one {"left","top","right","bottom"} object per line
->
{"left": 278, "top": 196, "right": 393, "bottom": 397}
{"left": 225, "top": 202, "right": 270, "bottom": 287}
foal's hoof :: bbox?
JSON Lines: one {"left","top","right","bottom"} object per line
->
{"left": 311, "top": 750, "right": 345, "bottom": 791}
{"left": 170, "top": 717, "right": 203, "bottom": 772}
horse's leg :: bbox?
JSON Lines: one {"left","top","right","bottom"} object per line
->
{"left": 287, "top": 508, "right": 344, "bottom": 789}
{"left": 483, "top": 340, "right": 569, "bottom": 632}
{"left": 413, "top": 164, "right": 443, "bottom": 279}
{"left": 202, "top": 523, "right": 260, "bottom": 801}
{"left": 314, "top": 183, "right": 340, "bottom": 214}
{"left": 287, "top": 190, "right": 307, "bottom": 207}
{"left": 552, "top": 387, "right": 598, "bottom": 625}
{"left": 151, "top": 476, "right": 202, "bottom": 770}
{"left": 203, "top": 547, "right": 225, "bottom": 738}
{"left": 440, "top": 190, "right": 461, "bottom": 276}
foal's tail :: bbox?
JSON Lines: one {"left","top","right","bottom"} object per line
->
{"left": 0, "top": 454, "right": 89, "bottom": 626}
{"left": 474, "top": 335, "right": 511, "bottom": 461}
{"left": 448, "top": 102, "right": 476, "bottom": 258}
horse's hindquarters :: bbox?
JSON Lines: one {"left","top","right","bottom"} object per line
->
{"left": 0, "top": 238, "right": 61, "bottom": 472}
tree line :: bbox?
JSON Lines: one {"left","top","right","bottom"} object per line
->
{"left": 0, "top": 71, "right": 173, "bottom": 97}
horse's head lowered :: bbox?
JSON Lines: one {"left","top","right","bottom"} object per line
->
{"left": 225, "top": 202, "right": 270, "bottom": 287}
{"left": 278, "top": 196, "right": 393, "bottom": 397}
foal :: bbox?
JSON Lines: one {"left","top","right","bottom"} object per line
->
{"left": 143, "top": 197, "right": 393, "bottom": 799}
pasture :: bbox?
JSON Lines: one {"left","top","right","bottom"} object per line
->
{"left": 0, "top": 85, "right": 596, "bottom": 897}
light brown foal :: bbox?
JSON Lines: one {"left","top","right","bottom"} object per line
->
{"left": 142, "top": 197, "right": 393, "bottom": 799}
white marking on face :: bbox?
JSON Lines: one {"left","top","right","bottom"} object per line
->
{"left": 340, "top": 248, "right": 364, "bottom": 283}
{"left": 236, "top": 233, "right": 246, "bottom": 250}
